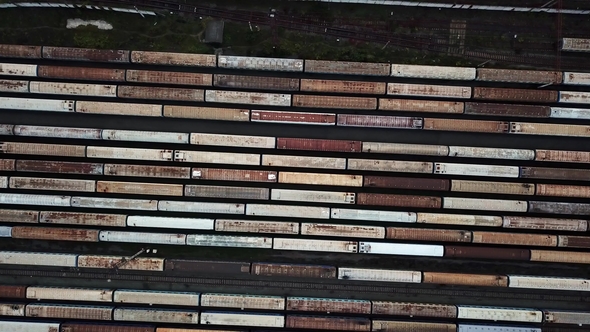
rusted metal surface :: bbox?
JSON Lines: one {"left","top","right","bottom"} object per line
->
{"left": 104, "top": 164, "right": 189, "bottom": 179}
{"left": 42, "top": 46, "right": 130, "bottom": 62}
{"left": 528, "top": 201, "right": 590, "bottom": 215}
{"left": 0, "top": 209, "right": 37, "bottom": 223}
{"left": 174, "top": 150, "right": 259, "bottom": 165}
{"left": 38, "top": 66, "right": 125, "bottom": 82}
{"left": 201, "top": 293, "right": 284, "bottom": 310}
{"left": 348, "top": 158, "right": 433, "bottom": 173}
{"left": 114, "top": 308, "right": 198, "bottom": 324}
{"left": 78, "top": 255, "right": 164, "bottom": 271}
{"left": 11, "top": 226, "right": 99, "bottom": 242}
{"left": 286, "top": 315, "right": 371, "bottom": 331}
{"left": 337, "top": 114, "right": 423, "bottom": 129}
{"left": 357, "top": 193, "right": 442, "bottom": 209}
{"left": 191, "top": 133, "right": 274, "bottom": 149}
{"left": 118, "top": 86, "right": 204, "bottom": 102}
{"left": 61, "top": 323, "right": 155, "bottom": 332}
{"left": 292, "top": 95, "right": 377, "bottom": 110}
{"left": 448, "top": 146, "right": 534, "bottom": 160}
{"left": 563, "top": 72, "right": 590, "bottom": 85}
{"left": 443, "top": 197, "right": 527, "bottom": 212}
{"left": 473, "top": 87, "right": 558, "bottom": 102}
{"left": 192, "top": 168, "right": 276, "bottom": 182}
{"left": 155, "top": 327, "right": 243, "bottom": 332}
{"left": 364, "top": 176, "right": 450, "bottom": 191}
{"left": 75, "top": 101, "right": 162, "bottom": 117}
{"left": 304, "top": 59, "right": 390, "bottom": 76}
{"left": 558, "top": 235, "right": 590, "bottom": 248}
{"left": 0, "top": 79, "right": 29, "bottom": 93}
{"left": 371, "top": 301, "right": 457, "bottom": 318}
{"left": 387, "top": 83, "right": 471, "bottom": 99}
{"left": 205, "top": 90, "right": 291, "bottom": 106}
{"left": 300, "top": 79, "right": 386, "bottom": 95}
{"left": 536, "top": 184, "right": 590, "bottom": 198}
{"left": 535, "top": 149, "right": 590, "bottom": 163}
{"left": 511, "top": 122, "right": 590, "bottom": 137}
{"left": 422, "top": 272, "right": 508, "bottom": 287}
{"left": 271, "top": 189, "right": 356, "bottom": 205}
{"left": 464, "top": 102, "right": 551, "bottom": 117}
{"left": 372, "top": 320, "right": 456, "bottom": 332}
{"left": 215, "top": 219, "right": 299, "bottom": 234}
{"left": 126, "top": 70, "right": 212, "bottom": 86}
{"left": 252, "top": 263, "right": 336, "bottom": 278}
{"left": 277, "top": 137, "right": 361, "bottom": 152}
{"left": 286, "top": 297, "right": 371, "bottom": 314}
{"left": 0, "top": 303, "right": 23, "bottom": 316}
{"left": 0, "top": 285, "right": 26, "bottom": 298}
{"left": 39, "top": 211, "right": 127, "bottom": 227}
{"left": 451, "top": 180, "right": 535, "bottom": 195}
{"left": 251, "top": 110, "right": 336, "bottom": 125}
{"left": 164, "top": 259, "right": 250, "bottom": 274}
{"left": 218, "top": 55, "right": 303, "bottom": 72}
{"left": 561, "top": 38, "right": 590, "bottom": 51}
{"left": 214, "top": 74, "right": 299, "bottom": 91}
{"left": 476, "top": 68, "right": 563, "bottom": 84}
{"left": 97, "top": 181, "right": 183, "bottom": 196}
{"left": 29, "top": 82, "right": 116, "bottom": 97}
{"left": 362, "top": 143, "right": 448, "bottom": 156}
{"left": 100, "top": 231, "right": 186, "bottom": 245}
{"left": 530, "top": 250, "right": 590, "bottom": 264}
{"left": 392, "top": 64, "right": 476, "bottom": 80}
{"left": 417, "top": 213, "right": 502, "bottom": 227}
{"left": 521, "top": 166, "right": 590, "bottom": 181}
{"left": 131, "top": 50, "right": 216, "bottom": 67}
{"left": 444, "top": 246, "right": 531, "bottom": 260}
{"left": 16, "top": 160, "right": 103, "bottom": 175}
{"left": 114, "top": 290, "right": 199, "bottom": 306}
{"left": 558, "top": 91, "right": 590, "bottom": 104}
{"left": 423, "top": 118, "right": 509, "bottom": 133}
{"left": 279, "top": 172, "right": 362, "bottom": 187}
{"left": 185, "top": 185, "right": 269, "bottom": 200}
{"left": 503, "top": 216, "right": 587, "bottom": 232}
{"left": 10, "top": 177, "right": 95, "bottom": 192}
{"left": 263, "top": 154, "right": 346, "bottom": 169}
{"left": 379, "top": 98, "right": 464, "bottom": 113}
{"left": 163, "top": 105, "right": 249, "bottom": 121}
{"left": 0, "top": 44, "right": 42, "bottom": 58}
{"left": 544, "top": 310, "right": 590, "bottom": 325}
{"left": 13, "top": 125, "right": 101, "bottom": 140}
{"left": 301, "top": 223, "right": 385, "bottom": 238}
{"left": 26, "top": 303, "right": 113, "bottom": 320}
{"left": 0, "top": 159, "right": 15, "bottom": 171}
{"left": 0, "top": 124, "right": 13, "bottom": 135}
{"left": 386, "top": 227, "right": 471, "bottom": 242}
{"left": 0, "top": 63, "right": 37, "bottom": 77}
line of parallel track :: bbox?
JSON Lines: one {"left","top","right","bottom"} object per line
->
{"left": 0, "top": 268, "right": 586, "bottom": 303}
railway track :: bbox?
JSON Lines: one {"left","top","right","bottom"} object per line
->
{"left": 1, "top": 268, "right": 587, "bottom": 304}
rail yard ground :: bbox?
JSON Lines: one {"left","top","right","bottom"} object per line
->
{"left": 1, "top": 2, "right": 590, "bottom": 69}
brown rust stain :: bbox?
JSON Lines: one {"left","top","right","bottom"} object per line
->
{"left": 252, "top": 263, "right": 336, "bottom": 278}
{"left": 1, "top": 80, "right": 27, "bottom": 88}
{"left": 80, "top": 255, "right": 163, "bottom": 270}
{"left": 12, "top": 226, "right": 99, "bottom": 242}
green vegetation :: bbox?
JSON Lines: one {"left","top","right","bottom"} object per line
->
{"left": 0, "top": 2, "right": 587, "bottom": 67}
{"left": 0, "top": 8, "right": 214, "bottom": 53}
